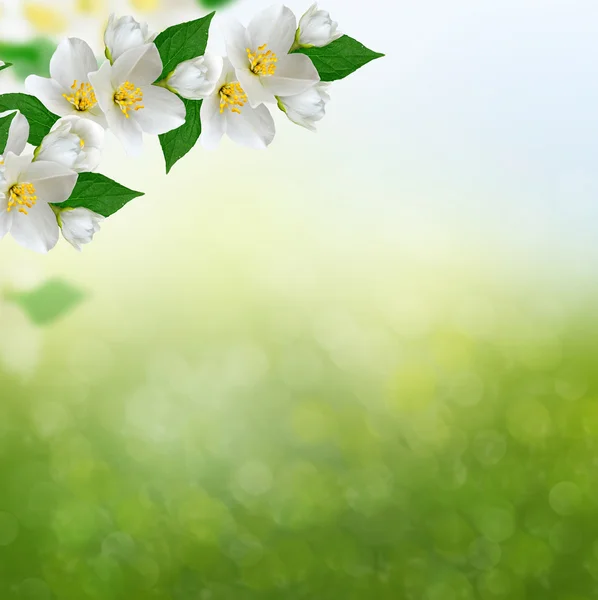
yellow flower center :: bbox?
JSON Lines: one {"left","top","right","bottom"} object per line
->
{"left": 114, "top": 82, "right": 145, "bottom": 118}
{"left": 7, "top": 183, "right": 37, "bottom": 215}
{"left": 63, "top": 80, "right": 97, "bottom": 112}
{"left": 246, "top": 44, "right": 278, "bottom": 77}
{"left": 219, "top": 82, "right": 248, "bottom": 115}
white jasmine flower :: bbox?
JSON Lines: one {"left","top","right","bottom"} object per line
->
{"left": 225, "top": 4, "right": 320, "bottom": 108}
{"left": 35, "top": 116, "right": 104, "bottom": 173}
{"left": 167, "top": 54, "right": 223, "bottom": 100}
{"left": 278, "top": 82, "right": 330, "bottom": 132}
{"left": 200, "top": 58, "right": 275, "bottom": 150}
{"left": 0, "top": 152, "right": 77, "bottom": 253}
{"left": 297, "top": 4, "right": 342, "bottom": 48}
{"left": 25, "top": 38, "right": 106, "bottom": 126}
{"left": 58, "top": 207, "right": 104, "bottom": 251}
{"left": 0, "top": 110, "right": 29, "bottom": 159}
{"left": 104, "top": 13, "right": 157, "bottom": 64}
{"left": 89, "top": 43, "right": 186, "bottom": 156}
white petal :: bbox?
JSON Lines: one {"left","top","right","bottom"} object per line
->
{"left": 226, "top": 103, "right": 275, "bottom": 149}
{"left": 3, "top": 152, "right": 33, "bottom": 186}
{"left": 133, "top": 85, "right": 185, "bottom": 135}
{"left": 0, "top": 205, "right": 13, "bottom": 240}
{"left": 199, "top": 95, "right": 226, "bottom": 150}
{"left": 262, "top": 54, "right": 320, "bottom": 97}
{"left": 247, "top": 5, "right": 297, "bottom": 57}
{"left": 23, "top": 160, "right": 78, "bottom": 205}
{"left": 25, "top": 75, "right": 73, "bottom": 117}
{"left": 111, "top": 43, "right": 163, "bottom": 87}
{"left": 224, "top": 19, "right": 251, "bottom": 69}
{"left": 10, "top": 202, "right": 59, "bottom": 254}
{"left": 50, "top": 38, "right": 98, "bottom": 89}
{"left": 3, "top": 111, "right": 29, "bottom": 156}
{"left": 106, "top": 109, "right": 144, "bottom": 157}
{"left": 76, "top": 147, "right": 102, "bottom": 172}
{"left": 88, "top": 61, "right": 116, "bottom": 115}
{"left": 236, "top": 69, "right": 274, "bottom": 108}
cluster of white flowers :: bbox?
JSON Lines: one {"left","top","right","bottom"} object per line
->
{"left": 0, "top": 108, "right": 101, "bottom": 253}
{"left": 0, "top": 3, "right": 350, "bottom": 254}
{"left": 167, "top": 3, "right": 339, "bottom": 148}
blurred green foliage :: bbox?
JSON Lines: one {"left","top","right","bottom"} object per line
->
{"left": 0, "top": 39, "right": 55, "bottom": 80}
{"left": 196, "top": 0, "right": 237, "bottom": 8}
{"left": 1, "top": 296, "right": 598, "bottom": 599}
{"left": 7, "top": 279, "right": 86, "bottom": 325}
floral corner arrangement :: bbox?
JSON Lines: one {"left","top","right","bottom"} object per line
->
{"left": 0, "top": 4, "right": 383, "bottom": 254}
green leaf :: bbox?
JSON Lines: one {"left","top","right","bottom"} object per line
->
{"left": 154, "top": 12, "right": 215, "bottom": 81}
{"left": 7, "top": 279, "right": 86, "bottom": 326}
{"left": 0, "top": 93, "right": 59, "bottom": 146}
{"left": 159, "top": 98, "right": 202, "bottom": 174}
{"left": 0, "top": 62, "right": 12, "bottom": 73}
{"left": 53, "top": 173, "right": 144, "bottom": 218}
{"left": 294, "top": 35, "right": 384, "bottom": 82}
{"left": 0, "top": 38, "right": 55, "bottom": 80}
{"left": 0, "top": 111, "right": 16, "bottom": 155}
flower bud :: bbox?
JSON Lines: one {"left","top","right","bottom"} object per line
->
{"left": 36, "top": 116, "right": 104, "bottom": 173}
{"left": 297, "top": 4, "right": 342, "bottom": 48}
{"left": 167, "top": 54, "right": 223, "bottom": 100}
{"left": 59, "top": 207, "right": 104, "bottom": 251}
{"left": 104, "top": 14, "right": 156, "bottom": 63}
{"left": 278, "top": 83, "right": 330, "bottom": 132}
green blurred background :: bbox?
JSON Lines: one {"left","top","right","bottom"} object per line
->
{"left": 3, "top": 0, "right": 598, "bottom": 598}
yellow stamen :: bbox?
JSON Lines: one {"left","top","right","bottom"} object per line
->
{"left": 246, "top": 43, "right": 278, "bottom": 77}
{"left": 114, "top": 81, "right": 144, "bottom": 118}
{"left": 219, "top": 82, "right": 248, "bottom": 115}
{"left": 63, "top": 80, "right": 97, "bottom": 112}
{"left": 7, "top": 183, "right": 37, "bottom": 215}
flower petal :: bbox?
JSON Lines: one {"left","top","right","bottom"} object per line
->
{"left": 3, "top": 152, "right": 34, "bottom": 186}
{"left": 106, "top": 110, "right": 144, "bottom": 157}
{"left": 224, "top": 19, "right": 251, "bottom": 69}
{"left": 88, "top": 61, "right": 116, "bottom": 114}
{"left": 0, "top": 204, "right": 13, "bottom": 240}
{"left": 1, "top": 111, "right": 30, "bottom": 156}
{"left": 200, "top": 95, "right": 225, "bottom": 150}
{"left": 133, "top": 85, "right": 186, "bottom": 135}
{"left": 261, "top": 53, "right": 320, "bottom": 97}
{"left": 23, "top": 160, "right": 78, "bottom": 205}
{"left": 225, "top": 103, "right": 275, "bottom": 149}
{"left": 50, "top": 38, "right": 98, "bottom": 89}
{"left": 9, "top": 202, "right": 59, "bottom": 254}
{"left": 236, "top": 69, "right": 273, "bottom": 108}
{"left": 25, "top": 75, "right": 73, "bottom": 117}
{"left": 111, "top": 43, "right": 163, "bottom": 87}
{"left": 247, "top": 5, "right": 297, "bottom": 57}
